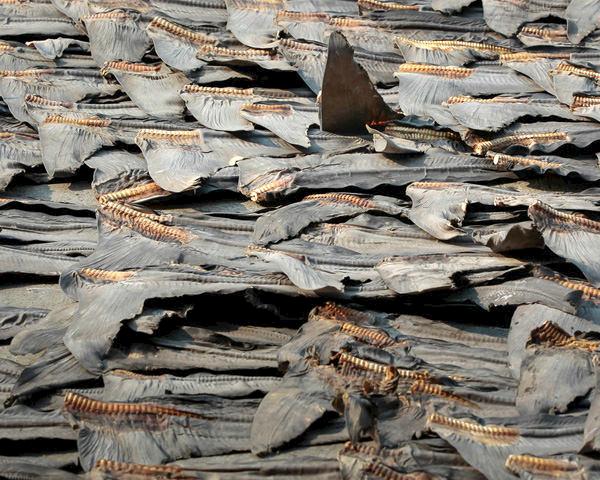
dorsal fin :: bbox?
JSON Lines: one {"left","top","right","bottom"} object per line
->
{"left": 320, "top": 31, "right": 398, "bottom": 134}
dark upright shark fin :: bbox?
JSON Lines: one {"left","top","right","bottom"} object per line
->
{"left": 320, "top": 31, "right": 398, "bottom": 134}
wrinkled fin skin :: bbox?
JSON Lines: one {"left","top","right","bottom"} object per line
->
{"left": 320, "top": 31, "right": 397, "bottom": 134}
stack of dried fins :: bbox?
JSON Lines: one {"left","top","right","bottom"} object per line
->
{"left": 1, "top": 0, "right": 600, "bottom": 478}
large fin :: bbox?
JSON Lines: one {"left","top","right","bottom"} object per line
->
{"left": 320, "top": 31, "right": 397, "bottom": 134}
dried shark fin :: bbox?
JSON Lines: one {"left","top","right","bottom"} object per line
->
{"left": 135, "top": 128, "right": 298, "bottom": 193}
{"left": 240, "top": 102, "right": 319, "bottom": 147}
{"left": 394, "top": 64, "right": 543, "bottom": 128}
{"left": 247, "top": 245, "right": 344, "bottom": 292}
{"left": 517, "top": 345, "right": 596, "bottom": 415}
{"left": 0, "top": 404, "right": 75, "bottom": 441}
{"left": 572, "top": 94, "right": 600, "bottom": 122}
{"left": 101, "top": 370, "right": 281, "bottom": 402}
{"left": 0, "top": 463, "right": 78, "bottom": 480}
{"left": 529, "top": 202, "right": 600, "bottom": 285}
{"left": 376, "top": 253, "right": 525, "bottom": 295}
{"left": 146, "top": 17, "right": 215, "bottom": 72}
{"left": 0, "top": 68, "right": 120, "bottom": 124}
{"left": 101, "top": 62, "right": 188, "bottom": 119}
{"left": 501, "top": 53, "right": 569, "bottom": 97}
{"left": 253, "top": 193, "right": 407, "bottom": 245}
{"left": 566, "top": 0, "right": 600, "bottom": 44}
{"left": 405, "top": 182, "right": 468, "bottom": 240}
{"left": 279, "top": 39, "right": 326, "bottom": 93}
{"left": 444, "top": 94, "right": 577, "bottom": 132}
{"left": 149, "top": 0, "right": 228, "bottom": 24}
{"left": 181, "top": 85, "right": 256, "bottom": 132}
{"left": 24, "top": 94, "right": 146, "bottom": 124}
{"left": 508, "top": 302, "right": 600, "bottom": 377}
{"left": 62, "top": 393, "right": 254, "bottom": 470}
{"left": 583, "top": 384, "right": 600, "bottom": 453}
{"left": 550, "top": 62, "right": 600, "bottom": 105}
{"left": 38, "top": 114, "right": 113, "bottom": 177}
{"left": 276, "top": 10, "right": 330, "bottom": 43}
{"left": 135, "top": 128, "right": 226, "bottom": 193}
{"left": 429, "top": 411, "right": 584, "bottom": 480}
{"left": 395, "top": 36, "right": 514, "bottom": 67}
{"left": 225, "top": 0, "right": 282, "bottom": 48}
{"left": 9, "top": 343, "right": 97, "bottom": 402}
{"left": 0, "top": 306, "right": 48, "bottom": 341}
{"left": 82, "top": 11, "right": 151, "bottom": 66}
{"left": 320, "top": 31, "right": 397, "bottom": 134}
{"left": 0, "top": 243, "right": 79, "bottom": 276}
{"left": 325, "top": 17, "right": 397, "bottom": 55}
{"left": 0, "top": 131, "right": 41, "bottom": 189}
{"left": 368, "top": 124, "right": 467, "bottom": 153}
{"left": 250, "top": 368, "right": 337, "bottom": 455}
{"left": 27, "top": 38, "right": 89, "bottom": 60}
{"left": 482, "top": 0, "right": 568, "bottom": 37}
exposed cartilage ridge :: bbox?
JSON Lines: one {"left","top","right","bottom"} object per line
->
{"left": 79, "top": 268, "right": 136, "bottom": 282}
{"left": 312, "top": 302, "right": 373, "bottom": 324}
{"left": 552, "top": 62, "right": 600, "bottom": 82}
{"left": 488, "top": 152, "right": 562, "bottom": 169}
{"left": 99, "top": 200, "right": 173, "bottom": 224}
{"left": 572, "top": 95, "right": 600, "bottom": 108}
{"left": 24, "top": 94, "right": 70, "bottom": 107}
{"left": 82, "top": 11, "right": 132, "bottom": 20}
{"left": 428, "top": 413, "right": 520, "bottom": 443}
{"left": 101, "top": 61, "right": 162, "bottom": 76}
{"left": 241, "top": 103, "right": 292, "bottom": 114}
{"left": 97, "top": 182, "right": 168, "bottom": 203}
{"left": 410, "top": 380, "right": 478, "bottom": 408}
{"left": 529, "top": 201, "right": 600, "bottom": 232}
{"left": 358, "top": 0, "right": 420, "bottom": 10}
{"left": 148, "top": 17, "right": 217, "bottom": 44}
{"left": 43, "top": 114, "right": 111, "bottom": 128}
{"left": 182, "top": 84, "right": 254, "bottom": 96}
{"left": 328, "top": 17, "right": 374, "bottom": 27}
{"left": 197, "top": 44, "right": 272, "bottom": 58}
{"left": 276, "top": 11, "right": 330, "bottom": 21}
{"left": 505, "top": 454, "right": 578, "bottom": 474}
{"left": 94, "top": 459, "right": 186, "bottom": 476}
{"left": 519, "top": 25, "right": 566, "bottom": 39}
{"left": 304, "top": 193, "right": 375, "bottom": 209}
{"left": 248, "top": 174, "right": 295, "bottom": 202}
{"left": 365, "top": 460, "right": 424, "bottom": 479}
{"left": 446, "top": 95, "right": 523, "bottom": 105}
{"left": 135, "top": 129, "right": 203, "bottom": 144}
{"left": 396, "top": 63, "right": 473, "bottom": 78}
{"left": 473, "top": 132, "right": 567, "bottom": 154}
{"left": 101, "top": 203, "right": 191, "bottom": 243}
{"left": 500, "top": 52, "right": 570, "bottom": 62}
{"left": 337, "top": 352, "right": 394, "bottom": 376}
{"left": 385, "top": 125, "right": 461, "bottom": 140}
{"left": 396, "top": 36, "right": 513, "bottom": 54}
{"left": 0, "top": 69, "right": 50, "bottom": 77}
{"left": 409, "top": 181, "right": 457, "bottom": 190}
{"left": 339, "top": 323, "right": 395, "bottom": 347}
{"left": 63, "top": 392, "right": 203, "bottom": 418}
{"left": 535, "top": 269, "right": 600, "bottom": 300}
{"left": 337, "top": 352, "right": 429, "bottom": 381}
{"left": 531, "top": 321, "right": 600, "bottom": 352}
{"left": 279, "top": 39, "right": 320, "bottom": 51}
{"left": 341, "top": 441, "right": 378, "bottom": 455}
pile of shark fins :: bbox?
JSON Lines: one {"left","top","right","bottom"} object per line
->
{"left": 1, "top": 0, "right": 600, "bottom": 478}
